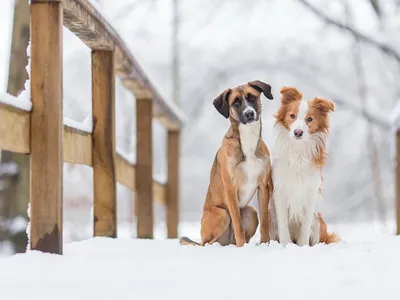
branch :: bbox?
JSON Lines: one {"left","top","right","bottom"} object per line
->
{"left": 297, "top": 0, "right": 400, "bottom": 64}
{"left": 368, "top": 0, "right": 382, "bottom": 19}
{"left": 332, "top": 98, "right": 390, "bottom": 129}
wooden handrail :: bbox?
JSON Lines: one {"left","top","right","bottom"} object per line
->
{"left": 0, "top": 103, "right": 166, "bottom": 204}
{"left": 32, "top": 0, "right": 185, "bottom": 130}
{"left": 0, "top": 103, "right": 30, "bottom": 154}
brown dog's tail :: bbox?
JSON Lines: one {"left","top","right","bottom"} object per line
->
{"left": 179, "top": 236, "right": 201, "bottom": 246}
{"left": 318, "top": 213, "right": 341, "bottom": 244}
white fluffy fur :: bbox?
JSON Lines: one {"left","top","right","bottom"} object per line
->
{"left": 289, "top": 100, "right": 309, "bottom": 139}
{"left": 237, "top": 120, "right": 263, "bottom": 208}
{"left": 271, "top": 115, "right": 327, "bottom": 246}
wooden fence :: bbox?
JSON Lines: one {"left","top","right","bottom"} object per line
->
{"left": 0, "top": 0, "right": 185, "bottom": 254}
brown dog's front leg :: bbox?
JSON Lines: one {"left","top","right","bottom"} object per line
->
{"left": 258, "top": 185, "right": 270, "bottom": 244}
{"left": 221, "top": 165, "right": 245, "bottom": 247}
{"left": 225, "top": 189, "right": 245, "bottom": 247}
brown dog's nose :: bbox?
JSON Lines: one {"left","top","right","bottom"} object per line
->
{"left": 244, "top": 110, "right": 254, "bottom": 120}
{"left": 294, "top": 129, "right": 303, "bottom": 138}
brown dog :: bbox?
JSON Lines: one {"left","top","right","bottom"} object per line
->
{"left": 180, "top": 81, "right": 274, "bottom": 247}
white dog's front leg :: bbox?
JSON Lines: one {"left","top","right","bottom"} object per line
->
{"left": 298, "top": 194, "right": 317, "bottom": 246}
{"left": 310, "top": 213, "right": 320, "bottom": 246}
{"left": 274, "top": 191, "right": 291, "bottom": 245}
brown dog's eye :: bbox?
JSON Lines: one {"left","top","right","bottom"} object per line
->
{"left": 307, "top": 117, "right": 313, "bottom": 122}
{"left": 247, "top": 94, "right": 256, "bottom": 102}
{"left": 233, "top": 101, "right": 240, "bottom": 108}
{"left": 290, "top": 114, "right": 295, "bottom": 119}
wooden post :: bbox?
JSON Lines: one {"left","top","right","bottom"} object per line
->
{"left": 30, "top": 1, "right": 63, "bottom": 254}
{"left": 396, "top": 130, "right": 400, "bottom": 235}
{"left": 167, "top": 130, "right": 180, "bottom": 238}
{"left": 136, "top": 98, "right": 153, "bottom": 238}
{"left": 92, "top": 50, "right": 117, "bottom": 238}
{"left": 0, "top": 0, "right": 30, "bottom": 254}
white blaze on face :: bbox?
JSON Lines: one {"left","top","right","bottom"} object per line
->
{"left": 290, "top": 100, "right": 309, "bottom": 140}
{"left": 242, "top": 97, "right": 257, "bottom": 121}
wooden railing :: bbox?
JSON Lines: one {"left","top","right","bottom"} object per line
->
{"left": 0, "top": 0, "right": 185, "bottom": 254}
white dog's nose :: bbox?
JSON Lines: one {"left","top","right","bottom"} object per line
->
{"left": 294, "top": 129, "right": 303, "bottom": 138}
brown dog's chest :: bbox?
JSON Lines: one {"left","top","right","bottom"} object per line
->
{"left": 231, "top": 121, "right": 268, "bottom": 207}
{"left": 234, "top": 157, "right": 265, "bottom": 207}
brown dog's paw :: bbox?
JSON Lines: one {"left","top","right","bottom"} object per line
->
{"left": 260, "top": 230, "right": 270, "bottom": 244}
{"left": 260, "top": 236, "right": 270, "bottom": 244}
{"left": 236, "top": 236, "right": 245, "bottom": 247}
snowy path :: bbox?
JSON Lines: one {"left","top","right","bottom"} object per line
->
{"left": 1, "top": 223, "right": 400, "bottom": 300}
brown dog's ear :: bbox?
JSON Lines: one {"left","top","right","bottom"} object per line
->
{"left": 248, "top": 80, "right": 273, "bottom": 100}
{"left": 213, "top": 88, "right": 231, "bottom": 119}
{"left": 280, "top": 87, "right": 302, "bottom": 104}
{"left": 311, "top": 97, "right": 335, "bottom": 113}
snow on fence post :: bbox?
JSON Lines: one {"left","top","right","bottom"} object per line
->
{"left": 136, "top": 98, "right": 153, "bottom": 238}
{"left": 30, "top": 0, "right": 63, "bottom": 254}
{"left": 91, "top": 50, "right": 117, "bottom": 238}
{"left": 167, "top": 131, "right": 179, "bottom": 238}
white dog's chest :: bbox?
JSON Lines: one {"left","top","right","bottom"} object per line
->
{"left": 272, "top": 156, "right": 321, "bottom": 219}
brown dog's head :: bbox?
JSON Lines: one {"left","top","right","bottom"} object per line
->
{"left": 213, "top": 80, "right": 273, "bottom": 124}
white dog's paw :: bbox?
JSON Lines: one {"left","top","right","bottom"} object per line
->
{"left": 297, "top": 236, "right": 309, "bottom": 247}
{"left": 279, "top": 234, "right": 291, "bottom": 246}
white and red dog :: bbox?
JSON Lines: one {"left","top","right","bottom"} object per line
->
{"left": 269, "top": 87, "right": 339, "bottom": 246}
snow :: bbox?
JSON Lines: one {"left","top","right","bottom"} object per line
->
{"left": 7, "top": 216, "right": 28, "bottom": 236}
{"left": 153, "top": 172, "right": 167, "bottom": 185}
{"left": 1, "top": 222, "right": 399, "bottom": 300}
{"left": 63, "top": 115, "right": 93, "bottom": 133}
{"left": 117, "top": 145, "right": 135, "bottom": 165}
{"left": 0, "top": 161, "right": 18, "bottom": 177}
{"left": 0, "top": 92, "right": 31, "bottom": 111}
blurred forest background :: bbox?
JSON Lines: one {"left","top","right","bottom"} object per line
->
{"left": 1, "top": 0, "right": 399, "bottom": 253}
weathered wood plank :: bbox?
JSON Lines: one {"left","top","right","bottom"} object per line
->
{"left": 116, "top": 154, "right": 134, "bottom": 190}
{"left": 64, "top": 125, "right": 92, "bottom": 165}
{"left": 0, "top": 103, "right": 30, "bottom": 154}
{"left": 167, "top": 130, "right": 180, "bottom": 238}
{"left": 30, "top": 1, "right": 63, "bottom": 254}
{"left": 136, "top": 98, "right": 153, "bottom": 238}
{"left": 153, "top": 180, "right": 166, "bottom": 206}
{"left": 92, "top": 50, "right": 117, "bottom": 238}
{"left": 116, "top": 154, "right": 165, "bottom": 204}
{"left": 62, "top": 0, "right": 114, "bottom": 50}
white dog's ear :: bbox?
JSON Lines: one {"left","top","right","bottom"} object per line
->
{"left": 280, "top": 87, "right": 302, "bottom": 104}
{"left": 311, "top": 97, "right": 335, "bottom": 113}
{"left": 248, "top": 80, "right": 273, "bottom": 100}
{"left": 213, "top": 88, "right": 231, "bottom": 119}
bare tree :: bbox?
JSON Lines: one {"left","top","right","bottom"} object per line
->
{"left": 297, "top": 0, "right": 400, "bottom": 65}
{"left": 343, "top": 2, "right": 387, "bottom": 224}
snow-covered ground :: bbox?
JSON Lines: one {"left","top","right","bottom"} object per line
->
{"left": 1, "top": 221, "right": 399, "bottom": 300}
